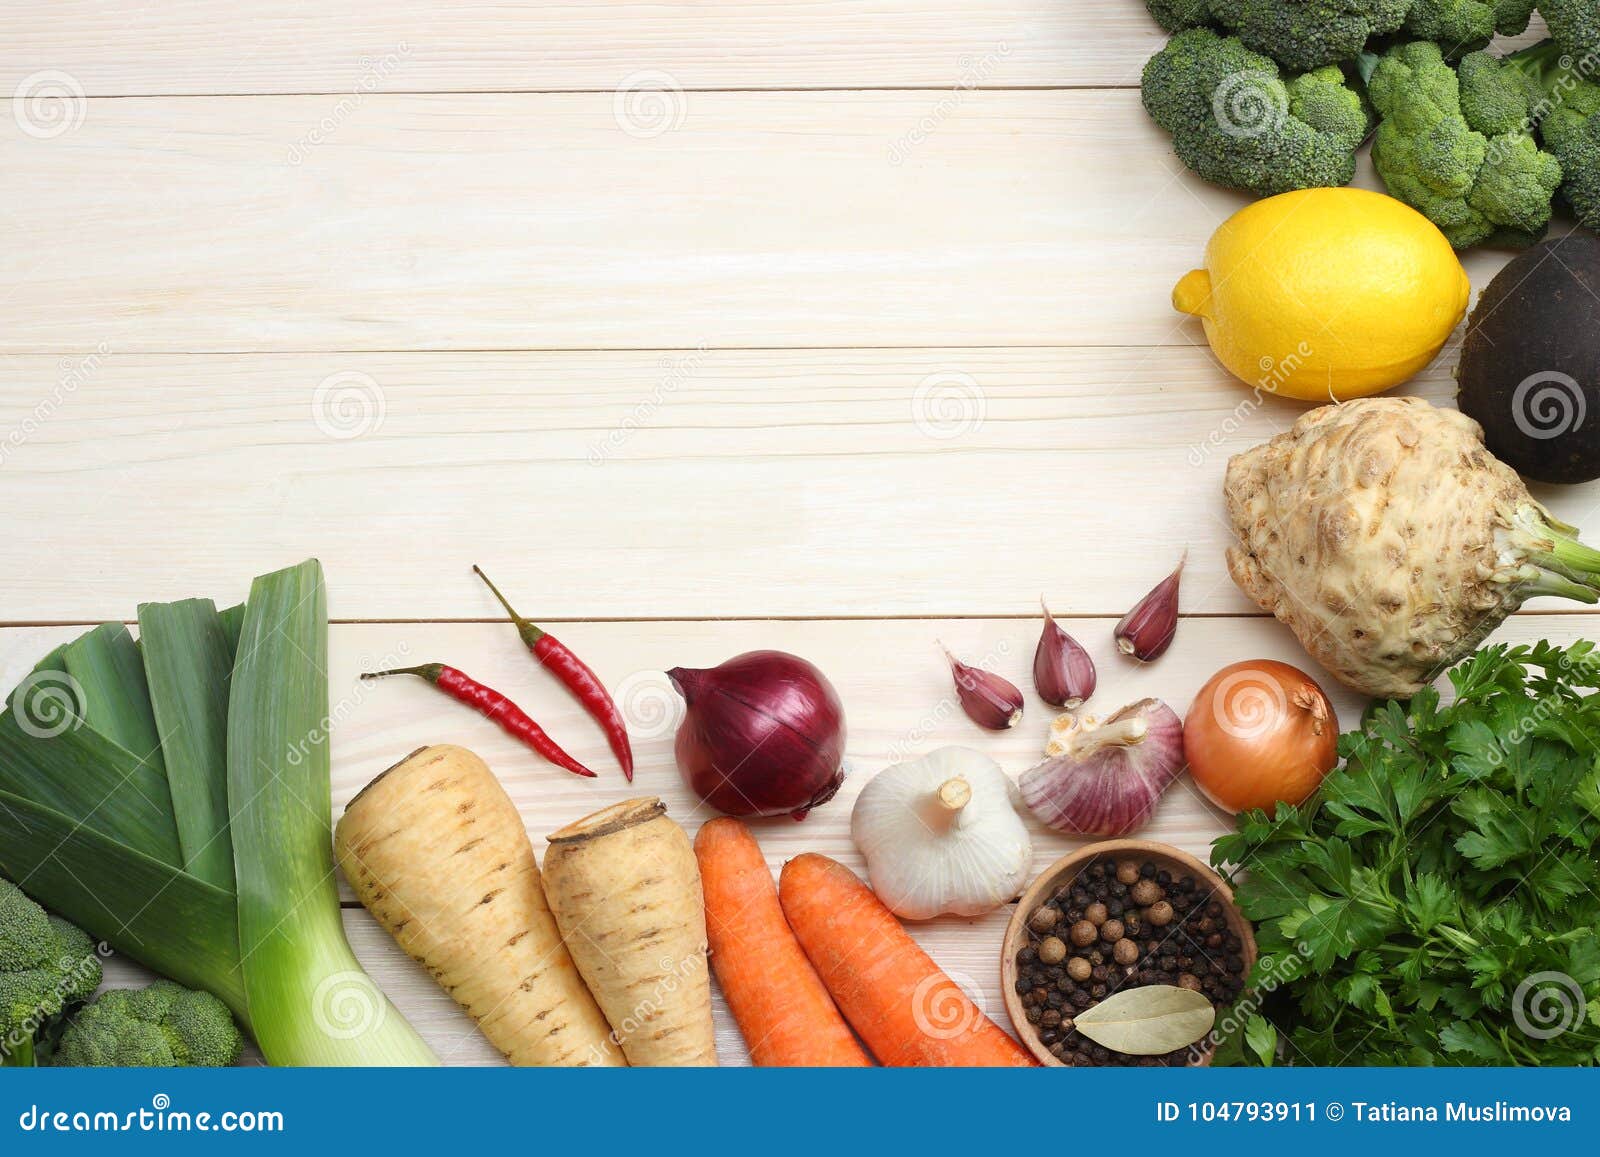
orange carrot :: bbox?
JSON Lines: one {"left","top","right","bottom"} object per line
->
{"left": 779, "top": 852, "right": 1037, "bottom": 1068}
{"left": 694, "top": 819, "right": 871, "bottom": 1067}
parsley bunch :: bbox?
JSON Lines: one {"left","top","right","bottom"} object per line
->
{"left": 1213, "top": 641, "right": 1600, "bottom": 1065}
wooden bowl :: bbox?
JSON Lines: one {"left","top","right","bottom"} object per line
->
{"left": 1001, "top": 839, "right": 1257, "bottom": 1067}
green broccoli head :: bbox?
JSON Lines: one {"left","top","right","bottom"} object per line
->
{"left": 1402, "top": 0, "right": 1537, "bottom": 56}
{"left": 1541, "top": 0, "right": 1600, "bottom": 68}
{"left": 1146, "top": 0, "right": 1212, "bottom": 33}
{"left": 1210, "top": 0, "right": 1410, "bottom": 72}
{"left": 1368, "top": 41, "right": 1561, "bottom": 247}
{"left": 0, "top": 878, "right": 103, "bottom": 1066}
{"left": 1503, "top": 39, "right": 1600, "bottom": 232}
{"left": 1143, "top": 28, "right": 1369, "bottom": 196}
{"left": 51, "top": 981, "right": 243, "bottom": 1068}
{"left": 1457, "top": 49, "right": 1539, "bottom": 135}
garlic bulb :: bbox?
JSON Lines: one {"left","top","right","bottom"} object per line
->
{"left": 850, "top": 746, "right": 1032, "bottom": 920}
{"left": 1020, "top": 699, "right": 1184, "bottom": 837}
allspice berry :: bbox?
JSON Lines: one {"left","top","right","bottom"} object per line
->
{"left": 1113, "top": 938, "right": 1139, "bottom": 966}
{"left": 1178, "top": 973, "right": 1202, "bottom": 993}
{"left": 1069, "top": 920, "right": 1098, "bottom": 947}
{"left": 1067, "top": 956, "right": 1092, "bottom": 981}
{"left": 1038, "top": 936, "right": 1068, "bottom": 965}
{"left": 1084, "top": 902, "right": 1109, "bottom": 926}
{"left": 1130, "top": 879, "right": 1162, "bottom": 906}
{"left": 1100, "top": 918, "right": 1125, "bottom": 943}
{"left": 1147, "top": 900, "right": 1174, "bottom": 926}
{"left": 1116, "top": 861, "right": 1140, "bottom": 886}
{"left": 1028, "top": 906, "right": 1060, "bottom": 933}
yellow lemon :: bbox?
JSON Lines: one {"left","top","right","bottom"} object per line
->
{"left": 1173, "top": 188, "right": 1471, "bottom": 402}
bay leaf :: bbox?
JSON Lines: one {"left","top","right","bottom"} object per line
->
{"left": 1073, "top": 984, "right": 1216, "bottom": 1055}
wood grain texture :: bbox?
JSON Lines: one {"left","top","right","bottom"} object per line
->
{"left": 3, "top": 1, "right": 1159, "bottom": 95}
{"left": 0, "top": 3, "right": 1554, "bottom": 95}
{"left": 0, "top": 92, "right": 1533, "bottom": 355}
{"left": 8, "top": 345, "right": 1597, "bottom": 622}
{"left": 51, "top": 611, "right": 1595, "bottom": 1066}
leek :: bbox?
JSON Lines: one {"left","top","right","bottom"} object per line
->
{"left": 0, "top": 559, "right": 437, "bottom": 1066}
{"left": 228, "top": 562, "right": 435, "bottom": 1064}
{"left": 138, "top": 599, "right": 234, "bottom": 888}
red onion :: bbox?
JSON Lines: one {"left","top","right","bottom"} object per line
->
{"left": 1018, "top": 699, "right": 1184, "bottom": 837}
{"left": 667, "top": 650, "right": 846, "bottom": 820}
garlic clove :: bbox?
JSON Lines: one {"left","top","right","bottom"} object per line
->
{"left": 940, "top": 643, "right": 1024, "bottom": 730}
{"left": 1035, "top": 599, "right": 1097, "bottom": 708}
{"left": 1115, "top": 558, "right": 1184, "bottom": 662}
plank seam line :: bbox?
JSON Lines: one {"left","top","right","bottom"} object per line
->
{"left": 61, "top": 85, "right": 1139, "bottom": 100}
{"left": 4, "top": 609, "right": 1598, "bottom": 630}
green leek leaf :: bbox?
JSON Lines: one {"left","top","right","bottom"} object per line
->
{"left": 0, "top": 645, "right": 181, "bottom": 863}
{"left": 218, "top": 603, "right": 245, "bottom": 657}
{"left": 0, "top": 786, "right": 244, "bottom": 1017}
{"left": 62, "top": 624, "right": 165, "bottom": 778}
{"left": 138, "top": 599, "right": 235, "bottom": 889}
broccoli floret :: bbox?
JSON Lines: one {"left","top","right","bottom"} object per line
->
{"left": 1367, "top": 40, "right": 1561, "bottom": 247}
{"left": 1540, "top": 0, "right": 1600, "bottom": 67}
{"left": 1457, "top": 48, "right": 1541, "bottom": 134}
{"left": 1147, "top": 0, "right": 1212, "bottom": 32}
{"left": 0, "top": 878, "right": 102, "bottom": 1067}
{"left": 1503, "top": 38, "right": 1600, "bottom": 232}
{"left": 1402, "top": 0, "right": 1537, "bottom": 56}
{"left": 1210, "top": 0, "right": 1410, "bottom": 72}
{"left": 1143, "top": 28, "right": 1369, "bottom": 196}
{"left": 51, "top": 980, "right": 242, "bottom": 1068}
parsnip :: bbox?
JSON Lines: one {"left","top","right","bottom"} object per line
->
{"left": 334, "top": 745, "right": 622, "bottom": 1067}
{"left": 542, "top": 798, "right": 716, "bottom": 1066}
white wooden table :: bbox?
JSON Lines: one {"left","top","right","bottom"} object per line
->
{"left": 1, "top": 1, "right": 1592, "bottom": 1066}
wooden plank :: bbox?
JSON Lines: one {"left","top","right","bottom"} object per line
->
{"left": 3, "top": 1, "right": 1162, "bottom": 95}
{"left": 47, "top": 609, "right": 1597, "bottom": 1066}
{"left": 9, "top": 346, "right": 1598, "bottom": 622}
{"left": 0, "top": 91, "right": 1531, "bottom": 354}
{"left": 0, "top": 4, "right": 1555, "bottom": 95}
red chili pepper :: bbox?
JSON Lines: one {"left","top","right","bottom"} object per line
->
{"left": 473, "top": 566, "right": 636, "bottom": 782}
{"left": 361, "top": 663, "right": 597, "bottom": 778}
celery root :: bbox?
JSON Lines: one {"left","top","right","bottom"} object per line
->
{"left": 335, "top": 745, "right": 621, "bottom": 1067}
{"left": 1225, "top": 397, "right": 1600, "bottom": 698}
{"left": 542, "top": 798, "right": 716, "bottom": 1066}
